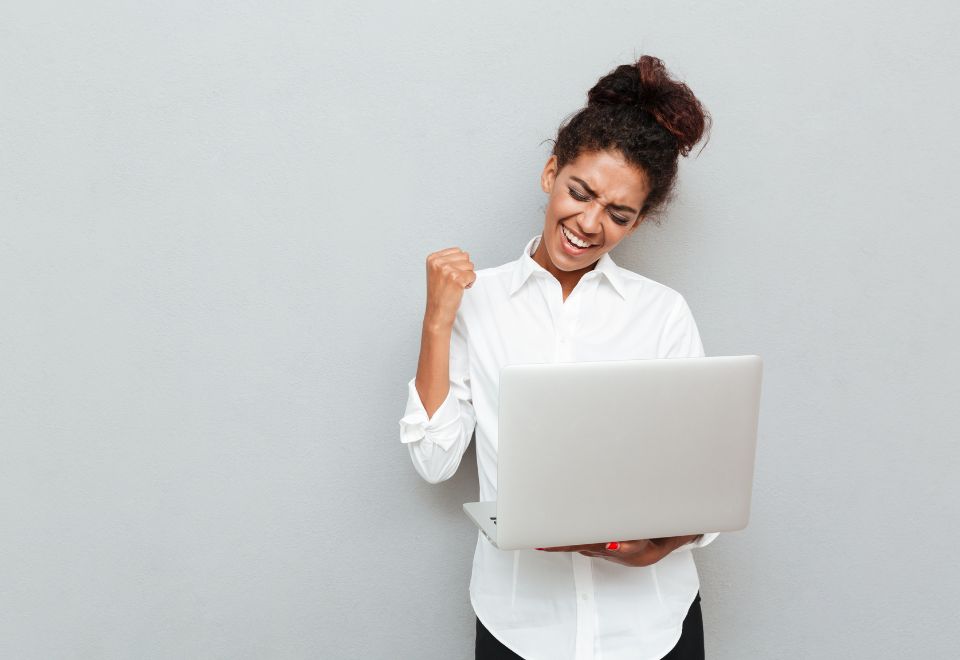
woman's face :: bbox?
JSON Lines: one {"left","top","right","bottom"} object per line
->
{"left": 535, "top": 149, "right": 649, "bottom": 276}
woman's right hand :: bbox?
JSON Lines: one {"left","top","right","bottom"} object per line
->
{"left": 424, "top": 247, "right": 476, "bottom": 329}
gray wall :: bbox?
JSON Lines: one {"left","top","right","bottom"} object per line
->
{"left": 2, "top": 1, "right": 958, "bottom": 658}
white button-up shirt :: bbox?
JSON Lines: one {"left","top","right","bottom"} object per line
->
{"left": 399, "top": 233, "right": 720, "bottom": 660}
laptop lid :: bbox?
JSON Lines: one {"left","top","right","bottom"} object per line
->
{"left": 492, "top": 355, "right": 763, "bottom": 550}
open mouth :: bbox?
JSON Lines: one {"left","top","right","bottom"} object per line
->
{"left": 560, "top": 225, "right": 594, "bottom": 253}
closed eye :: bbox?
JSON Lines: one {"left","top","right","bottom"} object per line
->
{"left": 567, "top": 187, "right": 631, "bottom": 225}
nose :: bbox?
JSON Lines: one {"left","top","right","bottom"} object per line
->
{"left": 576, "top": 200, "right": 605, "bottom": 236}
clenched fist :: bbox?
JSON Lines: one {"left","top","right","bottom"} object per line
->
{"left": 424, "top": 247, "right": 476, "bottom": 329}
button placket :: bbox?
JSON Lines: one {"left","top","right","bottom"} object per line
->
{"left": 538, "top": 278, "right": 564, "bottom": 362}
{"left": 557, "top": 286, "right": 583, "bottom": 362}
{"left": 572, "top": 553, "right": 596, "bottom": 659}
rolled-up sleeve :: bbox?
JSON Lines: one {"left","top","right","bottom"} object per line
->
{"left": 661, "top": 294, "right": 720, "bottom": 552}
{"left": 398, "top": 310, "right": 477, "bottom": 484}
{"left": 675, "top": 531, "right": 720, "bottom": 552}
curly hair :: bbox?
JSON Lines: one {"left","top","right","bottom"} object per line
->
{"left": 549, "top": 55, "right": 712, "bottom": 225}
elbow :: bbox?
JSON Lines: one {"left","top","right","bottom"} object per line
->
{"left": 414, "top": 462, "right": 456, "bottom": 485}
{"left": 407, "top": 443, "right": 460, "bottom": 485}
{"left": 403, "top": 423, "right": 474, "bottom": 486}
{"left": 421, "top": 471, "right": 452, "bottom": 486}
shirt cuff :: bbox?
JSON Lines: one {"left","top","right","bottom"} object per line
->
{"left": 678, "top": 532, "right": 720, "bottom": 551}
{"left": 398, "top": 376, "right": 463, "bottom": 452}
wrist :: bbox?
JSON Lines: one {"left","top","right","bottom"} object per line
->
{"left": 422, "top": 317, "right": 454, "bottom": 336}
{"left": 679, "top": 534, "right": 702, "bottom": 550}
{"left": 668, "top": 535, "right": 698, "bottom": 553}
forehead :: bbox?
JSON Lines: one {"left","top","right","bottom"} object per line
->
{"left": 564, "top": 150, "right": 649, "bottom": 200}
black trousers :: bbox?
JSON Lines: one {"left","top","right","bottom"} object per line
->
{"left": 475, "top": 592, "right": 704, "bottom": 660}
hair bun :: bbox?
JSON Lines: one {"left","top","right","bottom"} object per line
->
{"left": 586, "top": 55, "right": 709, "bottom": 157}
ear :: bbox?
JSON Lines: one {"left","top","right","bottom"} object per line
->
{"left": 540, "top": 155, "right": 559, "bottom": 194}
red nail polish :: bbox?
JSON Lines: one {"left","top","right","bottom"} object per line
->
{"left": 605, "top": 542, "right": 620, "bottom": 551}
{"left": 535, "top": 548, "right": 545, "bottom": 551}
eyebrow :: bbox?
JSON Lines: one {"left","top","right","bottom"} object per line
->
{"left": 569, "top": 176, "right": 639, "bottom": 215}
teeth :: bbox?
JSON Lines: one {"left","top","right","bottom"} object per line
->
{"left": 562, "top": 225, "right": 591, "bottom": 248}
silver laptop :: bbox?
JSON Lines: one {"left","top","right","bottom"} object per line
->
{"left": 463, "top": 355, "right": 763, "bottom": 550}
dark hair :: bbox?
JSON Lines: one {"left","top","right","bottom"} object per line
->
{"left": 549, "top": 55, "right": 711, "bottom": 225}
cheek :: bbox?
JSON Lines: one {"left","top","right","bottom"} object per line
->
{"left": 548, "top": 195, "right": 578, "bottom": 218}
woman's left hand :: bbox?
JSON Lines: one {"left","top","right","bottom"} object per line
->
{"left": 536, "top": 535, "right": 702, "bottom": 567}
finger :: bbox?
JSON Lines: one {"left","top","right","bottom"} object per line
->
{"left": 537, "top": 544, "right": 600, "bottom": 552}
{"left": 435, "top": 263, "right": 475, "bottom": 289}
{"left": 427, "top": 250, "right": 471, "bottom": 269}
{"left": 433, "top": 250, "right": 472, "bottom": 263}
{"left": 558, "top": 544, "right": 608, "bottom": 553}
{"left": 581, "top": 543, "right": 609, "bottom": 552}
{"left": 616, "top": 539, "right": 652, "bottom": 554}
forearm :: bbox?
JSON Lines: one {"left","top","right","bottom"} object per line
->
{"left": 415, "top": 321, "right": 453, "bottom": 420}
{"left": 660, "top": 534, "right": 701, "bottom": 557}
{"left": 401, "top": 313, "right": 477, "bottom": 484}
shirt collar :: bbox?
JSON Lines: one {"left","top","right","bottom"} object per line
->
{"left": 509, "top": 233, "right": 627, "bottom": 299}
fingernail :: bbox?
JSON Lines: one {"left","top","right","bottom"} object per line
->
{"left": 535, "top": 548, "right": 545, "bottom": 551}
{"left": 605, "top": 542, "right": 620, "bottom": 551}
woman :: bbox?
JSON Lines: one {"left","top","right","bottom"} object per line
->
{"left": 399, "top": 55, "right": 719, "bottom": 660}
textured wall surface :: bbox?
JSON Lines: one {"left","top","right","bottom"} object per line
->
{"left": 2, "top": 1, "right": 958, "bottom": 658}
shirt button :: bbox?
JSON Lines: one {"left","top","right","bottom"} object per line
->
{"left": 559, "top": 337, "right": 567, "bottom": 343}
{"left": 581, "top": 594, "right": 589, "bottom": 601}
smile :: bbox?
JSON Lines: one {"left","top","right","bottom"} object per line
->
{"left": 561, "top": 225, "right": 595, "bottom": 251}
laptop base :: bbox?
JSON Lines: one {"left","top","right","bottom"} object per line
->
{"left": 463, "top": 501, "right": 499, "bottom": 548}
